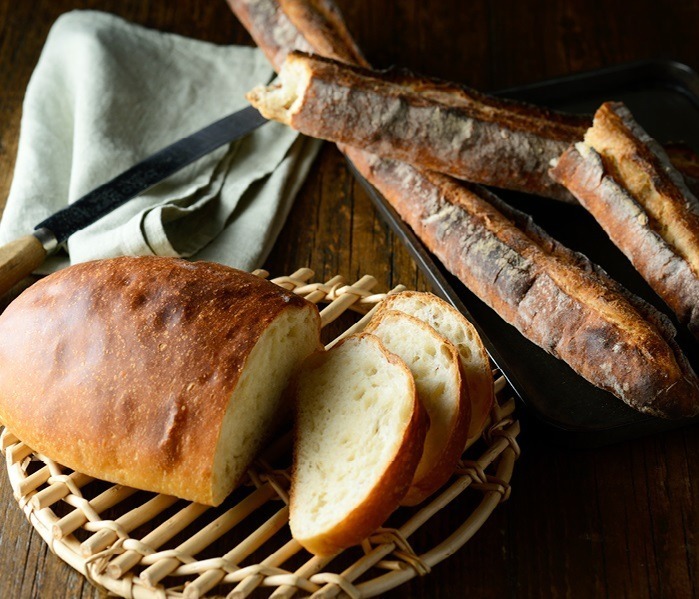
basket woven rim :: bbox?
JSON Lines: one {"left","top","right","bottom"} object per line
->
{"left": 2, "top": 267, "right": 520, "bottom": 599}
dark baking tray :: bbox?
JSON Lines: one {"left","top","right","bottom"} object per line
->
{"left": 350, "top": 59, "right": 699, "bottom": 447}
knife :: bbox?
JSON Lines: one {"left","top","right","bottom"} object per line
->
{"left": 0, "top": 105, "right": 268, "bottom": 297}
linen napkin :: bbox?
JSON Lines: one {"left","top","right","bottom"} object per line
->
{"left": 0, "top": 10, "right": 320, "bottom": 273}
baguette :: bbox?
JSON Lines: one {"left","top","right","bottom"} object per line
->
{"left": 290, "top": 333, "right": 427, "bottom": 555}
{"left": 349, "top": 151, "right": 699, "bottom": 418}
{"left": 364, "top": 311, "right": 469, "bottom": 505}
{"left": 248, "top": 51, "right": 586, "bottom": 202}
{"left": 371, "top": 291, "right": 493, "bottom": 440}
{"left": 277, "top": 0, "right": 369, "bottom": 68}
{"left": 0, "top": 257, "right": 322, "bottom": 505}
{"left": 230, "top": 0, "right": 699, "bottom": 200}
{"left": 227, "top": 0, "right": 315, "bottom": 71}
{"left": 550, "top": 102, "right": 699, "bottom": 338}
{"left": 228, "top": 0, "right": 699, "bottom": 417}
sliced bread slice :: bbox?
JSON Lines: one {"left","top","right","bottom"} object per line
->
{"left": 372, "top": 291, "right": 494, "bottom": 439}
{"left": 364, "top": 310, "right": 470, "bottom": 506}
{"left": 290, "top": 333, "right": 427, "bottom": 556}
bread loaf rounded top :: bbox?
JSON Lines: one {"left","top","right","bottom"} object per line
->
{"left": 0, "top": 256, "right": 321, "bottom": 504}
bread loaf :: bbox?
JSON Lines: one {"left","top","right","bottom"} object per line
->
{"left": 371, "top": 291, "right": 493, "bottom": 440}
{"left": 550, "top": 102, "right": 699, "bottom": 338}
{"left": 364, "top": 310, "right": 469, "bottom": 505}
{"left": 247, "top": 51, "right": 586, "bottom": 202}
{"left": 290, "top": 333, "right": 426, "bottom": 555}
{"left": 0, "top": 256, "right": 322, "bottom": 505}
{"left": 228, "top": 0, "right": 368, "bottom": 69}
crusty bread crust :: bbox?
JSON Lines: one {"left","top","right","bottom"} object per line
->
{"left": 664, "top": 142, "right": 699, "bottom": 182}
{"left": 348, "top": 149, "right": 699, "bottom": 418}
{"left": 229, "top": 0, "right": 699, "bottom": 417}
{"left": 248, "top": 51, "right": 584, "bottom": 202}
{"left": 0, "top": 256, "right": 321, "bottom": 505}
{"left": 230, "top": 0, "right": 699, "bottom": 203}
{"left": 371, "top": 291, "right": 493, "bottom": 440}
{"left": 226, "top": 0, "right": 315, "bottom": 71}
{"left": 290, "top": 333, "right": 427, "bottom": 555}
{"left": 365, "top": 310, "right": 470, "bottom": 506}
{"left": 278, "top": 0, "right": 369, "bottom": 67}
{"left": 551, "top": 102, "right": 699, "bottom": 338}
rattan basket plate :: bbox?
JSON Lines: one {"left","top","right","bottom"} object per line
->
{"left": 2, "top": 268, "right": 520, "bottom": 598}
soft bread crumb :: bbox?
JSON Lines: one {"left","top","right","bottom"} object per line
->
{"left": 290, "top": 334, "right": 418, "bottom": 554}
{"left": 211, "top": 308, "right": 320, "bottom": 505}
{"left": 246, "top": 55, "right": 311, "bottom": 124}
{"left": 373, "top": 291, "right": 493, "bottom": 439}
{"left": 364, "top": 310, "right": 466, "bottom": 504}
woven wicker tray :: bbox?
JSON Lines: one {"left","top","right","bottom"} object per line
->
{"left": 1, "top": 268, "right": 520, "bottom": 598}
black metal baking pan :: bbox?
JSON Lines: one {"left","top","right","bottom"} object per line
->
{"left": 351, "top": 59, "right": 699, "bottom": 447}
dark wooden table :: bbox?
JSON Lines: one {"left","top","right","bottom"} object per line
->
{"left": 1, "top": 1, "right": 698, "bottom": 597}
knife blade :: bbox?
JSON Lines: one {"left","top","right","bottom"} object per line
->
{"left": 0, "top": 105, "right": 268, "bottom": 297}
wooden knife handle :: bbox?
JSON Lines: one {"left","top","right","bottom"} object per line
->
{"left": 0, "top": 235, "right": 46, "bottom": 298}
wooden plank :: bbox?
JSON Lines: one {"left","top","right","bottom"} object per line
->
{"left": 0, "top": 1, "right": 697, "bottom": 598}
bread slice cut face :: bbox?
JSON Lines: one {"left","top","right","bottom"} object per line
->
{"left": 0, "top": 256, "right": 322, "bottom": 506}
{"left": 290, "top": 333, "right": 426, "bottom": 556}
{"left": 372, "top": 291, "right": 493, "bottom": 439}
{"left": 364, "top": 310, "right": 470, "bottom": 505}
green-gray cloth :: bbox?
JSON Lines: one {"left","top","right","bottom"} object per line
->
{"left": 0, "top": 10, "right": 320, "bottom": 273}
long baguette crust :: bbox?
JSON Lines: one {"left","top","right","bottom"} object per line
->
{"left": 364, "top": 311, "right": 470, "bottom": 506}
{"left": 551, "top": 102, "right": 699, "bottom": 338}
{"left": 229, "top": 0, "right": 699, "bottom": 202}
{"left": 248, "top": 51, "right": 585, "bottom": 202}
{"left": 277, "top": 0, "right": 369, "bottom": 67}
{"left": 230, "top": 0, "right": 699, "bottom": 204}
{"left": 348, "top": 148, "right": 699, "bottom": 418}
{"left": 226, "top": 0, "right": 315, "bottom": 71}
{"left": 229, "top": 0, "right": 699, "bottom": 416}
{"left": 0, "top": 257, "right": 322, "bottom": 505}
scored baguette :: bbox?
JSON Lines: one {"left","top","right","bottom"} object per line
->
{"left": 228, "top": 0, "right": 369, "bottom": 69}
{"left": 248, "top": 50, "right": 699, "bottom": 204}
{"left": 228, "top": 0, "right": 699, "bottom": 417}
{"left": 371, "top": 291, "right": 493, "bottom": 440}
{"left": 234, "top": 1, "right": 699, "bottom": 203}
{"left": 550, "top": 102, "right": 699, "bottom": 338}
{"left": 349, "top": 151, "right": 699, "bottom": 418}
{"left": 364, "top": 311, "right": 470, "bottom": 505}
{"left": 247, "top": 51, "right": 586, "bottom": 203}
{"left": 0, "top": 257, "right": 322, "bottom": 505}
{"left": 290, "top": 333, "right": 427, "bottom": 555}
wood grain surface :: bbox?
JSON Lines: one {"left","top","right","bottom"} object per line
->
{"left": 0, "top": 1, "right": 698, "bottom": 598}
